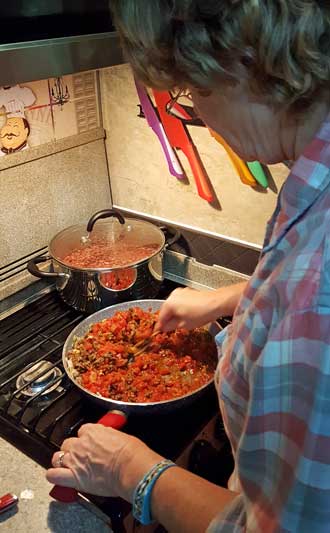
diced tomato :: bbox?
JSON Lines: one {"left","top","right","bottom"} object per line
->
{"left": 83, "top": 341, "right": 93, "bottom": 352}
{"left": 69, "top": 308, "right": 217, "bottom": 403}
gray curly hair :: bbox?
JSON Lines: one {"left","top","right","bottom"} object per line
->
{"left": 111, "top": 0, "right": 330, "bottom": 113}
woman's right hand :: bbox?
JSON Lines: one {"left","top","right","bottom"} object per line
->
{"left": 155, "top": 287, "right": 219, "bottom": 332}
{"left": 156, "top": 283, "right": 247, "bottom": 332}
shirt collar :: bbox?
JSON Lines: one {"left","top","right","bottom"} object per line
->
{"left": 262, "top": 114, "right": 330, "bottom": 252}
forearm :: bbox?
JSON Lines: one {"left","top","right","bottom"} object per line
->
{"left": 156, "top": 280, "right": 248, "bottom": 332}
{"left": 151, "top": 465, "right": 237, "bottom": 532}
{"left": 208, "top": 281, "right": 248, "bottom": 320}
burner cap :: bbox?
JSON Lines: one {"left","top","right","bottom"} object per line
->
{"left": 16, "top": 360, "right": 62, "bottom": 397}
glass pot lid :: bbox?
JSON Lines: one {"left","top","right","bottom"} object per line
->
{"left": 49, "top": 209, "right": 165, "bottom": 271}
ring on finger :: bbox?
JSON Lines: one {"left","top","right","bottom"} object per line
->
{"left": 55, "top": 450, "right": 67, "bottom": 468}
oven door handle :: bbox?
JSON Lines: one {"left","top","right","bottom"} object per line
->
{"left": 27, "top": 256, "right": 68, "bottom": 279}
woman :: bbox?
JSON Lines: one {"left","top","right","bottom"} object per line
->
{"left": 46, "top": 2, "right": 330, "bottom": 531}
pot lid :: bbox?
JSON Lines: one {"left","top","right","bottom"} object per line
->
{"left": 49, "top": 209, "right": 165, "bottom": 271}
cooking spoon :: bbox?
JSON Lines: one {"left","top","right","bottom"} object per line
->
{"left": 127, "top": 330, "right": 159, "bottom": 361}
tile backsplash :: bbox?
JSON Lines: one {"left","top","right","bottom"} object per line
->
{"left": 0, "top": 70, "right": 110, "bottom": 288}
{"left": 100, "top": 64, "right": 289, "bottom": 248}
{"left": 0, "top": 138, "right": 111, "bottom": 269}
{"left": 0, "top": 72, "right": 99, "bottom": 157}
{"left": 0, "top": 63, "right": 292, "bottom": 301}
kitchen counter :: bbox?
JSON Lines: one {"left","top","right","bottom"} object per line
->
{"left": 0, "top": 437, "right": 111, "bottom": 533}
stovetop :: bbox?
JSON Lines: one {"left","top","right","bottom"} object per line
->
{"left": 0, "top": 280, "right": 231, "bottom": 529}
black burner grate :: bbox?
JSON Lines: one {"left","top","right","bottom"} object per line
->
{"left": 0, "top": 282, "right": 227, "bottom": 526}
{"left": 0, "top": 283, "right": 223, "bottom": 462}
{"left": 0, "top": 293, "right": 85, "bottom": 464}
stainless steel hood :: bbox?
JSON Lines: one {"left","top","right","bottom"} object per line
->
{"left": 0, "top": 32, "right": 124, "bottom": 86}
{"left": 0, "top": 2, "right": 124, "bottom": 86}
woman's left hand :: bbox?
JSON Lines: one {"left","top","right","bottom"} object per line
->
{"left": 46, "top": 424, "right": 163, "bottom": 502}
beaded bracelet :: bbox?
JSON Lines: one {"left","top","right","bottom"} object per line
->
{"left": 132, "top": 459, "right": 176, "bottom": 525}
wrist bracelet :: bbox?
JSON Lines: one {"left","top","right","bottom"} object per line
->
{"left": 132, "top": 459, "right": 176, "bottom": 525}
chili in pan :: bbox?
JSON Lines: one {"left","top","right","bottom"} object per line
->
{"left": 67, "top": 307, "right": 217, "bottom": 403}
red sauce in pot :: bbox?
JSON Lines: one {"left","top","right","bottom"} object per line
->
{"left": 68, "top": 307, "right": 217, "bottom": 403}
{"left": 100, "top": 269, "right": 136, "bottom": 290}
{"left": 62, "top": 241, "right": 159, "bottom": 269}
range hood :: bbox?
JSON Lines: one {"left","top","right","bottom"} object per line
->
{"left": 0, "top": 2, "right": 124, "bottom": 86}
{"left": 0, "top": 33, "right": 124, "bottom": 86}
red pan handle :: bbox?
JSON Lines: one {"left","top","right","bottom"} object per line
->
{"left": 49, "top": 411, "right": 127, "bottom": 503}
{"left": 182, "top": 142, "right": 214, "bottom": 203}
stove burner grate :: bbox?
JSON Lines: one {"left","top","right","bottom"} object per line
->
{"left": 0, "top": 283, "right": 230, "bottom": 529}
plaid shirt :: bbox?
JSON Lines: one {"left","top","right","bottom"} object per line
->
{"left": 209, "top": 117, "right": 330, "bottom": 533}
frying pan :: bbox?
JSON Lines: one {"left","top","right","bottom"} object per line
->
{"left": 51, "top": 299, "right": 220, "bottom": 503}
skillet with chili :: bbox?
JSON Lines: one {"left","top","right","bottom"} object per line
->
{"left": 67, "top": 307, "right": 217, "bottom": 403}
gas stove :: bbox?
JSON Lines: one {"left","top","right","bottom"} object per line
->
{"left": 0, "top": 280, "right": 233, "bottom": 531}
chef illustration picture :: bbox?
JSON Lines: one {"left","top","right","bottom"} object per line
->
{"left": 0, "top": 84, "right": 36, "bottom": 155}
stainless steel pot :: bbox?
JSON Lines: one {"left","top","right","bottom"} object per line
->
{"left": 62, "top": 299, "right": 221, "bottom": 415}
{"left": 27, "top": 209, "right": 180, "bottom": 313}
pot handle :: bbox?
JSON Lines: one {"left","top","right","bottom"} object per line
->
{"left": 86, "top": 209, "right": 125, "bottom": 233}
{"left": 27, "top": 256, "right": 66, "bottom": 279}
{"left": 159, "top": 225, "right": 181, "bottom": 247}
{"left": 49, "top": 411, "right": 127, "bottom": 504}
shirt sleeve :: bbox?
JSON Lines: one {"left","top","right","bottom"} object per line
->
{"left": 209, "top": 307, "right": 330, "bottom": 533}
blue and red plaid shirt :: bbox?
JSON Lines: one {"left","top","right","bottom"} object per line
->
{"left": 210, "top": 116, "right": 330, "bottom": 532}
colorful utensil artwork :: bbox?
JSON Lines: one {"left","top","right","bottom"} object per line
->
{"left": 246, "top": 161, "right": 268, "bottom": 188}
{"left": 134, "top": 80, "right": 184, "bottom": 180}
{"left": 153, "top": 90, "right": 214, "bottom": 203}
{"left": 135, "top": 83, "right": 268, "bottom": 198}
{"left": 169, "top": 101, "right": 269, "bottom": 189}
{"left": 209, "top": 129, "right": 257, "bottom": 187}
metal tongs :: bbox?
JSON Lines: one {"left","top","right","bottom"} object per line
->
{"left": 128, "top": 330, "right": 159, "bottom": 361}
